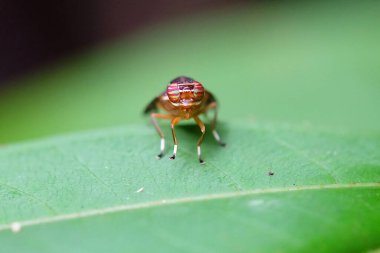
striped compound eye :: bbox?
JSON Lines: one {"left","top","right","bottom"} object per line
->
{"left": 193, "top": 82, "right": 205, "bottom": 100}
{"left": 167, "top": 83, "right": 180, "bottom": 102}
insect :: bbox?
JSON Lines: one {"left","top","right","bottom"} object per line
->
{"left": 144, "top": 76, "right": 226, "bottom": 164}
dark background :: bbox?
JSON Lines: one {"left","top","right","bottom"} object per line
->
{"left": 0, "top": 0, "right": 248, "bottom": 86}
{"left": 1, "top": 0, "right": 379, "bottom": 143}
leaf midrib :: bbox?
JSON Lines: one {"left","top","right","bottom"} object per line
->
{"left": 1, "top": 182, "right": 378, "bottom": 233}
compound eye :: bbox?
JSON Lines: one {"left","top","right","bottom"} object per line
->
{"left": 167, "top": 83, "right": 180, "bottom": 102}
{"left": 193, "top": 82, "right": 205, "bottom": 100}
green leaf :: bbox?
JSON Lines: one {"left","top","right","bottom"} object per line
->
{"left": 1, "top": 1, "right": 379, "bottom": 252}
{"left": 1, "top": 121, "right": 379, "bottom": 252}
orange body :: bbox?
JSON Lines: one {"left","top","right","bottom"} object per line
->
{"left": 144, "top": 76, "right": 225, "bottom": 164}
{"left": 156, "top": 89, "right": 212, "bottom": 119}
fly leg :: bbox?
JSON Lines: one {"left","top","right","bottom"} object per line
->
{"left": 194, "top": 115, "right": 206, "bottom": 164}
{"left": 205, "top": 102, "right": 226, "bottom": 147}
{"left": 150, "top": 113, "right": 172, "bottom": 159}
{"left": 169, "top": 117, "right": 182, "bottom": 160}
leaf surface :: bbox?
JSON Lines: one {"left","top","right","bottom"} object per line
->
{"left": 0, "top": 121, "right": 379, "bottom": 252}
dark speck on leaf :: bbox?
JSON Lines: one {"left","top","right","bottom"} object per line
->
{"left": 268, "top": 171, "right": 274, "bottom": 176}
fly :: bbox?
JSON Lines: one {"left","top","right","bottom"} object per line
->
{"left": 144, "top": 76, "right": 226, "bottom": 164}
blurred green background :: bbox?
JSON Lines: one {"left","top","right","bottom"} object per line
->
{"left": 0, "top": 0, "right": 379, "bottom": 143}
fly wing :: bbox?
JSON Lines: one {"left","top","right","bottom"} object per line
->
{"left": 143, "top": 96, "right": 160, "bottom": 114}
{"left": 205, "top": 90, "right": 217, "bottom": 105}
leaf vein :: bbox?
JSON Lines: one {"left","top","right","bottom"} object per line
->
{"left": 0, "top": 181, "right": 57, "bottom": 214}
{"left": 73, "top": 155, "right": 124, "bottom": 201}
{"left": 0, "top": 182, "right": 378, "bottom": 233}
